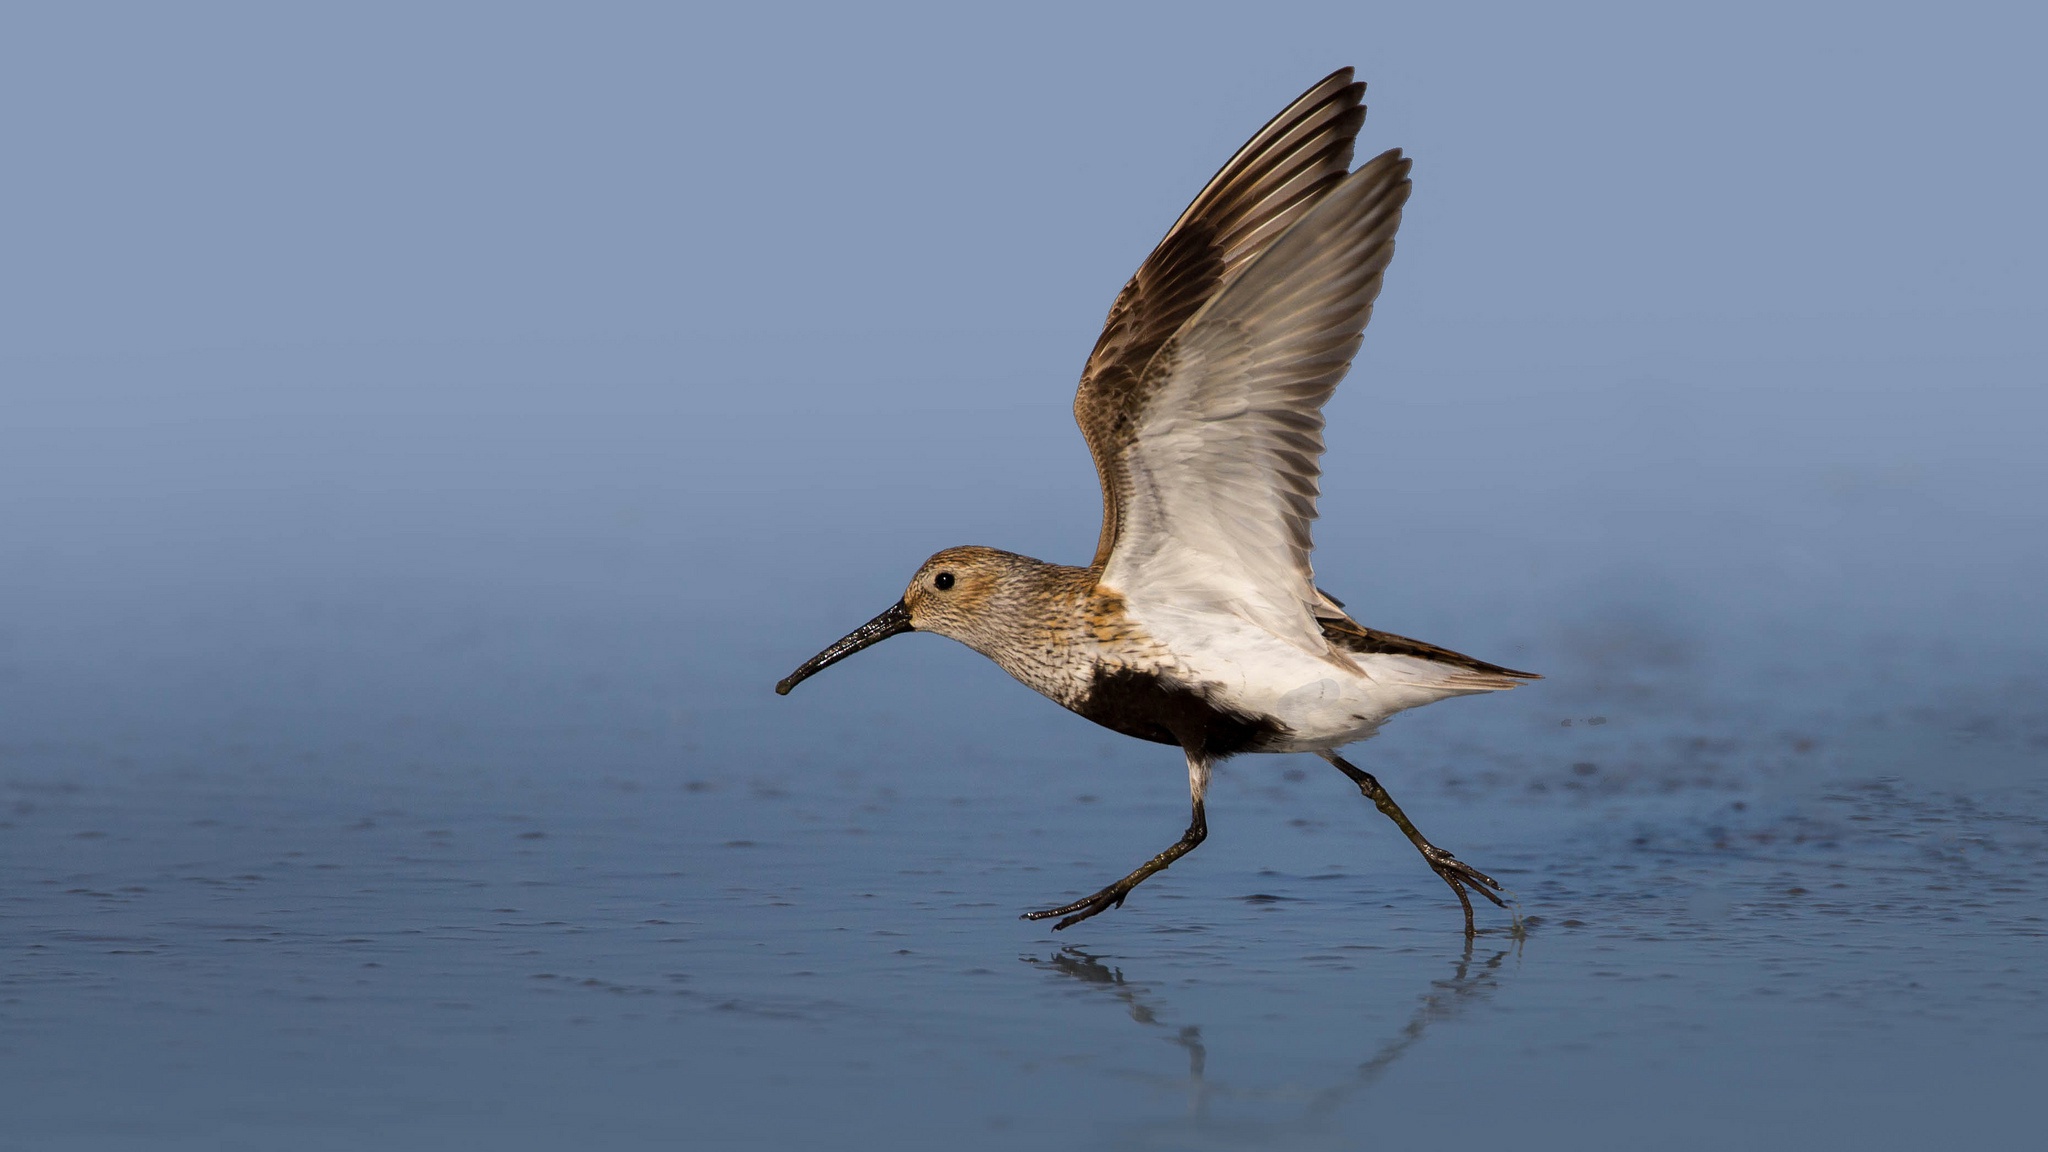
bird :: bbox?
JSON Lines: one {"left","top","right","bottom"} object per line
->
{"left": 775, "top": 68, "right": 1537, "bottom": 935}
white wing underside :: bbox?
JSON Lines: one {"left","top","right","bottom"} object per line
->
{"left": 1099, "top": 150, "right": 1410, "bottom": 658}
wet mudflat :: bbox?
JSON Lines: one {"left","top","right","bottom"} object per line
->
{"left": 3, "top": 582, "right": 2044, "bottom": 1150}
{"left": 5, "top": 308, "right": 2044, "bottom": 1152}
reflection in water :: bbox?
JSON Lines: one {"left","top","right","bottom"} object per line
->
{"left": 1025, "top": 937, "right": 1518, "bottom": 1147}
{"left": 1327, "top": 943, "right": 1514, "bottom": 1108}
{"left": 1024, "top": 947, "right": 1213, "bottom": 1117}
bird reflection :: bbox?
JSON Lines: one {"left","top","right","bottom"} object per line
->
{"left": 1023, "top": 934, "right": 1518, "bottom": 1145}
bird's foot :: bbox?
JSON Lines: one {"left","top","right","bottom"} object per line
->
{"left": 1420, "top": 844, "right": 1507, "bottom": 936}
{"left": 1023, "top": 885, "right": 1129, "bottom": 932}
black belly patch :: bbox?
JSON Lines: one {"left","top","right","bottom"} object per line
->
{"left": 1075, "top": 667, "right": 1286, "bottom": 759}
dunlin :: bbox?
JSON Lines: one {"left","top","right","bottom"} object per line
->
{"left": 777, "top": 69, "right": 1536, "bottom": 934}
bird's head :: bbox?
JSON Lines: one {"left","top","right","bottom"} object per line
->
{"left": 774, "top": 546, "right": 1020, "bottom": 695}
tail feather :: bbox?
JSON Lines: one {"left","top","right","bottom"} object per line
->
{"left": 1314, "top": 593, "right": 1539, "bottom": 687}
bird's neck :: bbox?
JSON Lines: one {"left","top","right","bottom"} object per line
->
{"left": 956, "top": 557, "right": 1155, "bottom": 708}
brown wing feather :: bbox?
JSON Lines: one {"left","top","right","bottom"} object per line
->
{"left": 1074, "top": 69, "right": 1367, "bottom": 570}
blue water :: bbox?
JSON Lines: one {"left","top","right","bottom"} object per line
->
{"left": 5, "top": 325, "right": 2045, "bottom": 1146}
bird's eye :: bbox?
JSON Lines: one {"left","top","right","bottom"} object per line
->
{"left": 933, "top": 572, "right": 955, "bottom": 591}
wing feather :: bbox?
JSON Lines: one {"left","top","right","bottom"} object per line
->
{"left": 1098, "top": 150, "right": 1412, "bottom": 655}
{"left": 1074, "top": 69, "right": 1367, "bottom": 569}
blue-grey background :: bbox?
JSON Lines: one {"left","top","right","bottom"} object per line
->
{"left": 4, "top": 3, "right": 2044, "bottom": 1149}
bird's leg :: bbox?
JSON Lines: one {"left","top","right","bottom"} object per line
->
{"left": 1025, "top": 754, "right": 1211, "bottom": 932}
{"left": 1022, "top": 803, "right": 1206, "bottom": 931}
{"left": 1320, "top": 751, "right": 1506, "bottom": 936}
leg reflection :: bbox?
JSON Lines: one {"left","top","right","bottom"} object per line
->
{"left": 1311, "top": 936, "right": 1512, "bottom": 1117}
{"left": 1024, "top": 947, "right": 1212, "bottom": 1117}
{"left": 1025, "top": 934, "right": 1521, "bottom": 1136}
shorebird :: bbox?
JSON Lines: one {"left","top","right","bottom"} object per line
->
{"left": 776, "top": 68, "right": 1536, "bottom": 934}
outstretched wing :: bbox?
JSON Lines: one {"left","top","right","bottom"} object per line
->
{"left": 1074, "top": 68, "right": 1366, "bottom": 570}
{"left": 1097, "top": 150, "right": 1412, "bottom": 656}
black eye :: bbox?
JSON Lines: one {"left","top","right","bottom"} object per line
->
{"left": 933, "top": 572, "right": 955, "bottom": 591}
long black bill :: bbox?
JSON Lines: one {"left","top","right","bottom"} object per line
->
{"left": 775, "top": 601, "right": 914, "bottom": 695}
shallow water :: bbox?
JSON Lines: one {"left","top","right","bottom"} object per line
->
{"left": 5, "top": 572, "right": 2045, "bottom": 1149}
{"left": 6, "top": 313, "right": 2048, "bottom": 1148}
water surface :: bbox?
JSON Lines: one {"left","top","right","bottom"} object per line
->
{"left": 4, "top": 560, "right": 2044, "bottom": 1149}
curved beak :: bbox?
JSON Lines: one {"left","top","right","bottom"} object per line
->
{"left": 775, "top": 601, "right": 914, "bottom": 695}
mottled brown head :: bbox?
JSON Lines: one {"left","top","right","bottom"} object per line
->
{"left": 899, "top": 545, "right": 1021, "bottom": 642}
{"left": 775, "top": 546, "right": 1092, "bottom": 695}
{"left": 774, "top": 546, "right": 1065, "bottom": 695}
